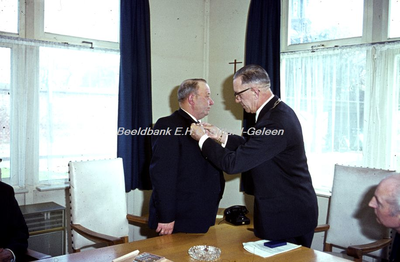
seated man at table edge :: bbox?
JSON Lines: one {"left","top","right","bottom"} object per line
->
{"left": 0, "top": 181, "right": 29, "bottom": 262}
{"left": 369, "top": 174, "right": 400, "bottom": 261}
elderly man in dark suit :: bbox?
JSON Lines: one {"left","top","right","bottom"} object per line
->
{"left": 0, "top": 181, "right": 29, "bottom": 262}
{"left": 369, "top": 174, "right": 400, "bottom": 261}
{"left": 190, "top": 65, "right": 318, "bottom": 247}
{"left": 148, "top": 78, "right": 225, "bottom": 235}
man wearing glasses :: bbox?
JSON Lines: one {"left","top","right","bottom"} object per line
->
{"left": 190, "top": 64, "right": 318, "bottom": 247}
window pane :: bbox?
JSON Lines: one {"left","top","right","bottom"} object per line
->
{"left": 281, "top": 47, "right": 366, "bottom": 189}
{"left": 39, "top": 47, "right": 119, "bottom": 181}
{"left": 0, "top": 0, "right": 18, "bottom": 33}
{"left": 0, "top": 47, "right": 11, "bottom": 180}
{"left": 44, "top": 0, "right": 119, "bottom": 42}
{"left": 389, "top": 0, "right": 400, "bottom": 38}
{"left": 289, "top": 0, "right": 363, "bottom": 45}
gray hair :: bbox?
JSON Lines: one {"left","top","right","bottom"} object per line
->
{"left": 177, "top": 78, "right": 207, "bottom": 102}
{"left": 233, "top": 64, "right": 271, "bottom": 88}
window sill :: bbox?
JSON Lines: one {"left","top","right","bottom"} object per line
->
{"left": 36, "top": 183, "right": 70, "bottom": 192}
{"left": 14, "top": 188, "right": 29, "bottom": 194}
{"left": 315, "top": 187, "right": 332, "bottom": 198}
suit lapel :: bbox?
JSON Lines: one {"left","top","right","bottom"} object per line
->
{"left": 257, "top": 96, "right": 281, "bottom": 122}
{"left": 177, "top": 108, "right": 198, "bottom": 125}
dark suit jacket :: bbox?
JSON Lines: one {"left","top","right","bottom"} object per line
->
{"left": 202, "top": 96, "right": 318, "bottom": 240}
{"left": 148, "top": 109, "right": 225, "bottom": 233}
{"left": 390, "top": 232, "right": 400, "bottom": 262}
{"left": 0, "top": 181, "right": 29, "bottom": 260}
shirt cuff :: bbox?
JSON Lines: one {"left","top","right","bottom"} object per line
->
{"left": 5, "top": 248, "right": 15, "bottom": 262}
{"left": 221, "top": 135, "right": 228, "bottom": 148}
{"left": 199, "top": 134, "right": 209, "bottom": 149}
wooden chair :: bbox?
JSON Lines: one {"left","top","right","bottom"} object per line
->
{"left": 317, "top": 164, "right": 395, "bottom": 261}
{"left": 68, "top": 158, "right": 148, "bottom": 252}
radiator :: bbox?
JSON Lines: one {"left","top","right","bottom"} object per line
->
{"left": 20, "top": 202, "right": 65, "bottom": 256}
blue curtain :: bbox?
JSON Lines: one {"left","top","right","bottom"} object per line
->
{"left": 118, "top": 0, "right": 152, "bottom": 191}
{"left": 241, "top": 0, "right": 281, "bottom": 193}
{"left": 245, "top": 0, "right": 281, "bottom": 96}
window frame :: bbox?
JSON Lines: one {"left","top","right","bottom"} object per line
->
{"left": 280, "top": 0, "right": 400, "bottom": 191}
{"left": 0, "top": 0, "right": 119, "bottom": 50}
{"left": 0, "top": 0, "right": 120, "bottom": 188}
{"left": 281, "top": 0, "right": 396, "bottom": 53}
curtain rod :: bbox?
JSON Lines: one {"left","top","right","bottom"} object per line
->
{"left": 0, "top": 35, "right": 119, "bottom": 53}
{"left": 281, "top": 39, "right": 400, "bottom": 54}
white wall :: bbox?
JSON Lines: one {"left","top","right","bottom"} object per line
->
{"left": 150, "top": 0, "right": 209, "bottom": 121}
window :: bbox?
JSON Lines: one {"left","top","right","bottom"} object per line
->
{"left": 44, "top": 0, "right": 119, "bottom": 42}
{"left": 0, "top": 1, "right": 120, "bottom": 187}
{"left": 389, "top": 0, "right": 400, "bottom": 39}
{"left": 39, "top": 46, "right": 119, "bottom": 182}
{"left": 288, "top": 0, "right": 363, "bottom": 45}
{"left": 281, "top": 0, "right": 400, "bottom": 190}
{"left": 0, "top": 47, "right": 11, "bottom": 180}
{"left": 0, "top": 0, "right": 18, "bottom": 33}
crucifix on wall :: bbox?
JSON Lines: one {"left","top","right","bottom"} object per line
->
{"left": 229, "top": 59, "right": 242, "bottom": 73}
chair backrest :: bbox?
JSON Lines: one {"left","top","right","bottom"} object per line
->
{"left": 68, "top": 158, "right": 129, "bottom": 250}
{"left": 326, "top": 164, "right": 395, "bottom": 259}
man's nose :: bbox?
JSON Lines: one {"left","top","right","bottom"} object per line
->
{"left": 210, "top": 98, "right": 214, "bottom": 105}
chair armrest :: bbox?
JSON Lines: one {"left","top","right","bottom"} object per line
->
{"left": 346, "top": 238, "right": 392, "bottom": 259}
{"left": 71, "top": 223, "right": 127, "bottom": 245}
{"left": 26, "top": 248, "right": 51, "bottom": 260}
{"left": 126, "top": 214, "right": 148, "bottom": 226}
{"left": 314, "top": 224, "right": 330, "bottom": 233}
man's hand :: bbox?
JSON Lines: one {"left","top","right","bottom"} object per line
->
{"left": 156, "top": 221, "right": 175, "bottom": 235}
{"left": 190, "top": 123, "right": 206, "bottom": 141}
{"left": 0, "top": 248, "right": 13, "bottom": 262}
{"left": 202, "top": 123, "right": 221, "bottom": 140}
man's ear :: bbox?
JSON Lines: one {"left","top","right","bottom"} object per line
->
{"left": 252, "top": 87, "right": 260, "bottom": 97}
{"left": 188, "top": 93, "right": 196, "bottom": 105}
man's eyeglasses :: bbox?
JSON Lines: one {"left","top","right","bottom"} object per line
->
{"left": 234, "top": 87, "right": 251, "bottom": 97}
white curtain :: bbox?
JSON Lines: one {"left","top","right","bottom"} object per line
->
{"left": 364, "top": 43, "right": 400, "bottom": 170}
{"left": 11, "top": 44, "right": 40, "bottom": 187}
{"left": 0, "top": 36, "right": 119, "bottom": 187}
{"left": 281, "top": 42, "right": 400, "bottom": 190}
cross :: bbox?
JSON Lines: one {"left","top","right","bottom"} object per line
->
{"left": 229, "top": 59, "right": 242, "bottom": 73}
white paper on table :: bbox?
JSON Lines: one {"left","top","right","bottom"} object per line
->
{"left": 112, "top": 250, "right": 140, "bottom": 262}
{"left": 243, "top": 240, "right": 301, "bottom": 258}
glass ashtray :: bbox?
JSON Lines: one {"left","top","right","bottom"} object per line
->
{"left": 188, "top": 245, "right": 221, "bottom": 261}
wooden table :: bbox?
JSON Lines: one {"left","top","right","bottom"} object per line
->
{"left": 39, "top": 222, "right": 351, "bottom": 262}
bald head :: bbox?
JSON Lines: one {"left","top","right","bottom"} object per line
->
{"left": 379, "top": 175, "right": 400, "bottom": 213}
{"left": 369, "top": 174, "right": 400, "bottom": 232}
